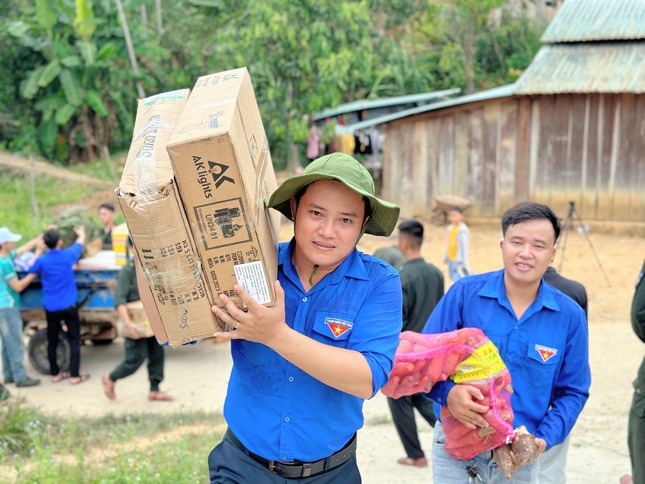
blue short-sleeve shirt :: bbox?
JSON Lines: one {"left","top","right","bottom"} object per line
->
{"left": 224, "top": 240, "right": 402, "bottom": 462}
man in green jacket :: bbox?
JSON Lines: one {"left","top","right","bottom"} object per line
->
{"left": 627, "top": 260, "right": 645, "bottom": 484}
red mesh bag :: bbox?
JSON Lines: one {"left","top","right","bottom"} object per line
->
{"left": 381, "top": 328, "right": 515, "bottom": 459}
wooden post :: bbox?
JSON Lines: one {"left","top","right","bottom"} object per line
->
{"left": 114, "top": 0, "right": 146, "bottom": 99}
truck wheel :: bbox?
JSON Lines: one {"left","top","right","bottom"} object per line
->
{"left": 28, "top": 329, "right": 70, "bottom": 375}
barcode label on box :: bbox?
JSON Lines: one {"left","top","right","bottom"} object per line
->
{"left": 234, "top": 261, "right": 271, "bottom": 305}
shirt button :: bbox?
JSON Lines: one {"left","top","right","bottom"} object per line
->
{"left": 288, "top": 376, "right": 294, "bottom": 382}
{"left": 302, "top": 297, "right": 307, "bottom": 302}
{"left": 284, "top": 416, "right": 291, "bottom": 423}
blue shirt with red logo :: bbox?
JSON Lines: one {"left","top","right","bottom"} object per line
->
{"left": 224, "top": 239, "right": 402, "bottom": 462}
{"left": 423, "top": 269, "right": 590, "bottom": 450}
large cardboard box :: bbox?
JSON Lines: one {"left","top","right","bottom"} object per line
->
{"left": 116, "top": 89, "right": 226, "bottom": 346}
{"left": 166, "top": 67, "right": 280, "bottom": 312}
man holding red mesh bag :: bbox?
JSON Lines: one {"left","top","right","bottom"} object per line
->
{"left": 422, "top": 202, "right": 590, "bottom": 483}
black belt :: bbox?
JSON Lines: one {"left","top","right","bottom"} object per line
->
{"left": 224, "top": 428, "right": 357, "bottom": 479}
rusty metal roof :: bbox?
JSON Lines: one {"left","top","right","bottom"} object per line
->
{"left": 514, "top": 43, "right": 645, "bottom": 94}
{"left": 541, "top": 0, "right": 645, "bottom": 42}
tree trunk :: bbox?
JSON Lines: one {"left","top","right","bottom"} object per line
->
{"left": 140, "top": 5, "right": 148, "bottom": 36}
{"left": 156, "top": 0, "right": 163, "bottom": 33}
{"left": 115, "top": 0, "right": 146, "bottom": 99}
{"left": 284, "top": 79, "right": 302, "bottom": 174}
{"left": 28, "top": 156, "right": 41, "bottom": 230}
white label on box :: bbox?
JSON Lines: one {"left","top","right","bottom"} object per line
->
{"left": 234, "top": 261, "right": 271, "bottom": 305}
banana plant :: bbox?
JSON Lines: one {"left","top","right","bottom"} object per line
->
{"left": 9, "top": 0, "right": 128, "bottom": 163}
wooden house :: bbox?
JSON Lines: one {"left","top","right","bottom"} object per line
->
{"left": 380, "top": 0, "right": 645, "bottom": 222}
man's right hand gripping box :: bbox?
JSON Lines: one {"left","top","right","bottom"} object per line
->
{"left": 166, "top": 67, "right": 280, "bottom": 321}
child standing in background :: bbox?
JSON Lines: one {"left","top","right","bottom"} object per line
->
{"left": 444, "top": 206, "right": 471, "bottom": 282}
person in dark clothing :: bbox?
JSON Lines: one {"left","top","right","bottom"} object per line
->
{"left": 539, "top": 266, "right": 588, "bottom": 483}
{"left": 98, "top": 203, "right": 116, "bottom": 250}
{"left": 373, "top": 245, "right": 405, "bottom": 271}
{"left": 102, "top": 240, "right": 172, "bottom": 402}
{"left": 543, "top": 266, "right": 588, "bottom": 318}
{"left": 385, "top": 219, "right": 444, "bottom": 468}
{"left": 625, "top": 260, "right": 645, "bottom": 484}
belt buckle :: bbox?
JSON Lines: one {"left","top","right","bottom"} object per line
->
{"left": 268, "top": 461, "right": 275, "bottom": 472}
{"left": 302, "top": 463, "right": 313, "bottom": 477}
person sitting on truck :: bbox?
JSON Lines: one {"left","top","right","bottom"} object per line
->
{"left": 0, "top": 227, "right": 41, "bottom": 388}
{"left": 102, "top": 237, "right": 173, "bottom": 402}
{"left": 28, "top": 226, "right": 90, "bottom": 385}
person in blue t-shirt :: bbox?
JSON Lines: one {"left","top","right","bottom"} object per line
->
{"left": 207, "top": 153, "right": 402, "bottom": 483}
{"left": 423, "top": 202, "right": 590, "bottom": 483}
{"left": 29, "top": 226, "right": 90, "bottom": 385}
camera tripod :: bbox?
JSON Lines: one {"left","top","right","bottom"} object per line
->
{"left": 557, "top": 200, "right": 611, "bottom": 287}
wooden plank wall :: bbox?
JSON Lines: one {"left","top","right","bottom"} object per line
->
{"left": 382, "top": 93, "right": 645, "bottom": 222}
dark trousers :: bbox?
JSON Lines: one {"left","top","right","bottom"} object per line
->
{"left": 628, "top": 388, "right": 645, "bottom": 484}
{"left": 387, "top": 393, "right": 437, "bottom": 459}
{"left": 109, "top": 336, "right": 164, "bottom": 392}
{"left": 208, "top": 434, "right": 361, "bottom": 483}
{"left": 46, "top": 306, "right": 81, "bottom": 377}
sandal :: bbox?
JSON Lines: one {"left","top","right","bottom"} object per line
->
{"left": 396, "top": 457, "right": 428, "bottom": 467}
{"left": 148, "top": 391, "right": 174, "bottom": 402}
{"left": 70, "top": 374, "right": 91, "bottom": 385}
{"left": 51, "top": 372, "right": 70, "bottom": 383}
{"left": 102, "top": 374, "right": 116, "bottom": 400}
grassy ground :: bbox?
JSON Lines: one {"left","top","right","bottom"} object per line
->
{"left": 0, "top": 402, "right": 224, "bottom": 483}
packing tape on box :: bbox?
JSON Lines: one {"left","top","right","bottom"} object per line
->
{"left": 130, "top": 118, "right": 178, "bottom": 200}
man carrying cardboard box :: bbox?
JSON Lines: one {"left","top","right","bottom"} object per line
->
{"left": 208, "top": 153, "right": 402, "bottom": 482}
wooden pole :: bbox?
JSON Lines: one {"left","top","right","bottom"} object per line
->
{"left": 114, "top": 0, "right": 146, "bottom": 99}
{"left": 156, "top": 0, "right": 163, "bottom": 33}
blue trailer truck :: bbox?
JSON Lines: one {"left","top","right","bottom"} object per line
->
{"left": 19, "top": 269, "right": 119, "bottom": 375}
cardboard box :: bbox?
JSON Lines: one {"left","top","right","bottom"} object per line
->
{"left": 116, "top": 89, "right": 227, "bottom": 346}
{"left": 166, "top": 67, "right": 280, "bottom": 313}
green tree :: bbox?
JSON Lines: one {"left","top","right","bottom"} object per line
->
{"left": 408, "top": 0, "right": 543, "bottom": 93}
{"left": 7, "top": 0, "right": 130, "bottom": 162}
{"left": 4, "top": 0, "right": 184, "bottom": 163}
{"left": 190, "top": 0, "right": 434, "bottom": 170}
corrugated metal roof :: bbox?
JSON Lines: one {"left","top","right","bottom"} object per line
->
{"left": 336, "top": 84, "right": 516, "bottom": 133}
{"left": 541, "top": 0, "right": 645, "bottom": 42}
{"left": 515, "top": 43, "right": 645, "bottom": 94}
{"left": 311, "top": 88, "right": 461, "bottom": 121}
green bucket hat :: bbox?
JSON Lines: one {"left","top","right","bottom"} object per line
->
{"left": 267, "top": 152, "right": 400, "bottom": 236}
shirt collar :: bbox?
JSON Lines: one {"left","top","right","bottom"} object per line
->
{"left": 278, "top": 239, "right": 368, "bottom": 289}
{"left": 479, "top": 269, "right": 560, "bottom": 316}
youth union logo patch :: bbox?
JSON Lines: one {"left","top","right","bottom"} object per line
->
{"left": 325, "top": 317, "right": 353, "bottom": 339}
{"left": 535, "top": 344, "right": 557, "bottom": 363}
